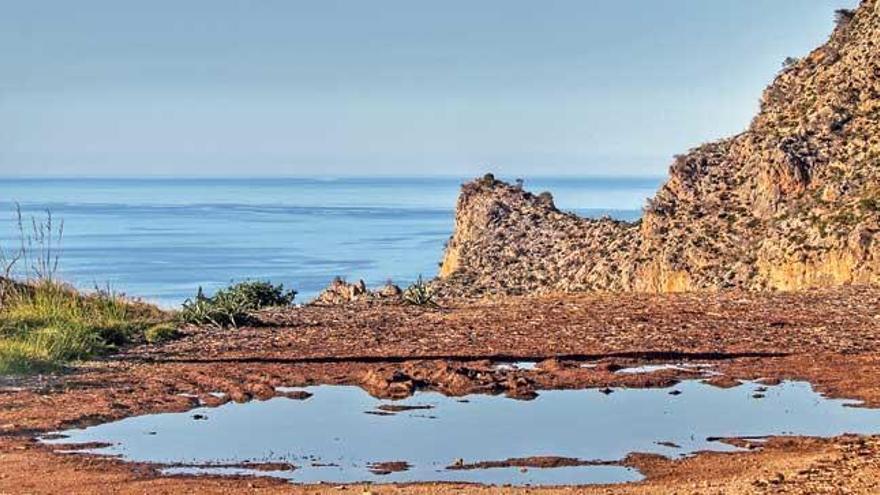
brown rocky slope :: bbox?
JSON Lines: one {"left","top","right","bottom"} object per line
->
{"left": 438, "top": 1, "right": 880, "bottom": 296}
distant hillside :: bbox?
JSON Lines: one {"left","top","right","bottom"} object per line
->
{"left": 438, "top": 0, "right": 880, "bottom": 296}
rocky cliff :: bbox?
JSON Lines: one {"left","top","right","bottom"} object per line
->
{"left": 438, "top": 1, "right": 880, "bottom": 296}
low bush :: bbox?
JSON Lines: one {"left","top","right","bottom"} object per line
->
{"left": 402, "top": 275, "right": 437, "bottom": 307}
{"left": 179, "top": 281, "right": 296, "bottom": 327}
{"left": 858, "top": 197, "right": 880, "bottom": 213}
{"left": 834, "top": 8, "right": 855, "bottom": 28}
{"left": 781, "top": 56, "right": 800, "bottom": 70}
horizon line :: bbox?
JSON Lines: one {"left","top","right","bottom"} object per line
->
{"left": 0, "top": 173, "right": 667, "bottom": 181}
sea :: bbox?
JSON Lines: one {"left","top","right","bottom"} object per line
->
{"left": 0, "top": 177, "right": 661, "bottom": 307}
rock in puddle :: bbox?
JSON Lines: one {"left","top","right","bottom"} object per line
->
{"left": 279, "top": 390, "right": 313, "bottom": 400}
{"left": 376, "top": 404, "right": 433, "bottom": 412}
{"left": 702, "top": 376, "right": 743, "bottom": 389}
{"left": 656, "top": 441, "right": 681, "bottom": 448}
{"left": 367, "top": 461, "right": 410, "bottom": 475}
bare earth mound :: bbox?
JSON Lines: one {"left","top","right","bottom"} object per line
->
{"left": 439, "top": 0, "right": 880, "bottom": 297}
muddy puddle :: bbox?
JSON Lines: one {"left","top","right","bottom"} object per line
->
{"left": 42, "top": 380, "right": 880, "bottom": 486}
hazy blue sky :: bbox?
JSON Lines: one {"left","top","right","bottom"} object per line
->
{"left": 0, "top": 0, "right": 859, "bottom": 177}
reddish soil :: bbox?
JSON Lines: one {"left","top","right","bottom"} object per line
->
{"left": 1, "top": 286, "right": 880, "bottom": 494}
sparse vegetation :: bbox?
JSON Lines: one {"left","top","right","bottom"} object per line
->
{"left": 0, "top": 208, "right": 167, "bottom": 374}
{"left": 144, "top": 323, "right": 180, "bottom": 344}
{"left": 537, "top": 191, "right": 554, "bottom": 205}
{"left": 0, "top": 205, "right": 24, "bottom": 281}
{"left": 858, "top": 197, "right": 880, "bottom": 213}
{"left": 782, "top": 56, "right": 801, "bottom": 70}
{"left": 834, "top": 8, "right": 855, "bottom": 28}
{"left": 179, "top": 281, "right": 296, "bottom": 327}
{"left": 403, "top": 275, "right": 437, "bottom": 307}
{"left": 0, "top": 281, "right": 164, "bottom": 374}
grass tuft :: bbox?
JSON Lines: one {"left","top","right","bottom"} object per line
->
{"left": 144, "top": 323, "right": 180, "bottom": 344}
{"left": 0, "top": 340, "right": 56, "bottom": 375}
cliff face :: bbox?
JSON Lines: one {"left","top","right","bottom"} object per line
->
{"left": 438, "top": 0, "right": 880, "bottom": 296}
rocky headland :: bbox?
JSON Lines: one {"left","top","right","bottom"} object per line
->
{"left": 438, "top": 1, "right": 880, "bottom": 296}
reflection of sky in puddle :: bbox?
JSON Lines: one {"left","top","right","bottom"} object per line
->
{"left": 274, "top": 387, "right": 304, "bottom": 393}
{"left": 43, "top": 381, "right": 880, "bottom": 486}
{"left": 617, "top": 363, "right": 696, "bottom": 374}
{"left": 493, "top": 361, "right": 538, "bottom": 371}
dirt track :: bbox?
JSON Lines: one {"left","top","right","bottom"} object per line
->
{"left": 2, "top": 286, "right": 880, "bottom": 494}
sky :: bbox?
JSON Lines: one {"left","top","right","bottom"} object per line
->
{"left": 0, "top": 0, "right": 860, "bottom": 178}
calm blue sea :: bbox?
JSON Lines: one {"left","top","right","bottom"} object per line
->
{"left": 0, "top": 177, "right": 660, "bottom": 307}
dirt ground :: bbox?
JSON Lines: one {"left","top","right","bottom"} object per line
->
{"left": 2, "top": 286, "right": 880, "bottom": 494}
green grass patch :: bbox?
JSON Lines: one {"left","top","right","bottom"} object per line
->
{"left": 144, "top": 323, "right": 180, "bottom": 344}
{"left": 0, "top": 281, "right": 167, "bottom": 374}
{"left": 0, "top": 340, "right": 56, "bottom": 374}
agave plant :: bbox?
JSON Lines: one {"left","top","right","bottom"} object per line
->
{"left": 403, "top": 275, "right": 437, "bottom": 307}
{"left": 179, "top": 281, "right": 296, "bottom": 327}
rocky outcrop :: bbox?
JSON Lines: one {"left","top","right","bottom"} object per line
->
{"left": 438, "top": 1, "right": 880, "bottom": 296}
{"left": 312, "top": 278, "right": 403, "bottom": 305}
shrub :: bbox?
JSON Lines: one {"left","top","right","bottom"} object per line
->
{"left": 834, "top": 8, "right": 855, "bottom": 28}
{"left": 179, "top": 281, "right": 296, "bottom": 327}
{"left": 403, "top": 275, "right": 437, "bottom": 307}
{"left": 781, "top": 57, "right": 800, "bottom": 70}
{"left": 537, "top": 191, "right": 554, "bottom": 205}
{"left": 144, "top": 323, "right": 180, "bottom": 344}
{"left": 858, "top": 197, "right": 880, "bottom": 213}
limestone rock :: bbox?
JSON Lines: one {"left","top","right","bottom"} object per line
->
{"left": 437, "top": 1, "right": 880, "bottom": 296}
{"left": 313, "top": 278, "right": 368, "bottom": 305}
{"left": 312, "top": 278, "right": 403, "bottom": 305}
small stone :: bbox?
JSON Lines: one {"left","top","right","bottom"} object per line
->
{"left": 377, "top": 283, "right": 402, "bottom": 298}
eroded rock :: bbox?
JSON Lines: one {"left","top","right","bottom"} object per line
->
{"left": 435, "top": 1, "right": 880, "bottom": 297}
